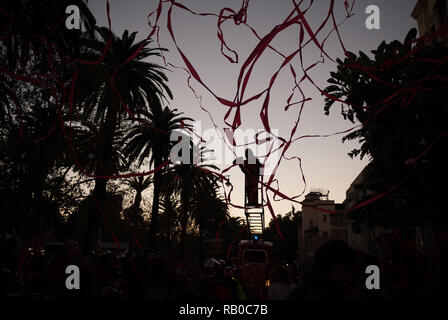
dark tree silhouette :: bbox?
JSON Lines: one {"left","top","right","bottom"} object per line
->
{"left": 324, "top": 28, "right": 448, "bottom": 231}
{"left": 122, "top": 107, "right": 191, "bottom": 249}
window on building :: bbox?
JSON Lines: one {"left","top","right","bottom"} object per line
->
{"left": 352, "top": 222, "right": 361, "bottom": 234}
{"left": 335, "top": 216, "right": 341, "bottom": 226}
{"left": 323, "top": 214, "right": 327, "bottom": 222}
{"left": 323, "top": 231, "right": 328, "bottom": 238}
{"left": 331, "top": 215, "right": 343, "bottom": 226}
{"left": 309, "top": 219, "right": 313, "bottom": 228}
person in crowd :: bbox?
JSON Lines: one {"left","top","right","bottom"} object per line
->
{"left": 268, "top": 265, "right": 296, "bottom": 300}
{"left": 143, "top": 253, "right": 181, "bottom": 300}
{"left": 79, "top": 250, "right": 99, "bottom": 299}
{"left": 46, "top": 239, "right": 81, "bottom": 299}
{"left": 287, "top": 261, "right": 299, "bottom": 285}
{"left": 288, "top": 240, "right": 357, "bottom": 300}
{"left": 349, "top": 249, "right": 383, "bottom": 299}
{"left": 194, "top": 258, "right": 246, "bottom": 300}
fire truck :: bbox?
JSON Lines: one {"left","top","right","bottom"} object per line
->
{"left": 235, "top": 150, "right": 275, "bottom": 300}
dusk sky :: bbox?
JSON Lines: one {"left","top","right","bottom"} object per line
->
{"left": 88, "top": 0, "right": 418, "bottom": 222}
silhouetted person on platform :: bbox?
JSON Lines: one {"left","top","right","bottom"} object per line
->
{"left": 235, "top": 149, "right": 262, "bottom": 206}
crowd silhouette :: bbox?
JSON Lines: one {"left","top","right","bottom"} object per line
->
{"left": 2, "top": 234, "right": 448, "bottom": 300}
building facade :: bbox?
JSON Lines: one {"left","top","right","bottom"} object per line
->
{"left": 343, "top": 165, "right": 392, "bottom": 257}
{"left": 298, "top": 191, "right": 345, "bottom": 273}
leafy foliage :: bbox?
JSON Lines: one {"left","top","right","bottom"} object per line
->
{"left": 264, "top": 208, "right": 300, "bottom": 262}
{"left": 0, "top": 2, "right": 231, "bottom": 256}
{"left": 325, "top": 29, "right": 448, "bottom": 229}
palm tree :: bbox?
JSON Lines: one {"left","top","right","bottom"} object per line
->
{"left": 0, "top": 0, "right": 96, "bottom": 68}
{"left": 190, "top": 176, "right": 229, "bottom": 261}
{"left": 75, "top": 28, "right": 172, "bottom": 251}
{"left": 126, "top": 176, "right": 151, "bottom": 215}
{"left": 158, "top": 192, "right": 181, "bottom": 248}
{"left": 122, "top": 107, "right": 192, "bottom": 248}
{"left": 123, "top": 175, "right": 151, "bottom": 251}
{"left": 163, "top": 144, "right": 226, "bottom": 259}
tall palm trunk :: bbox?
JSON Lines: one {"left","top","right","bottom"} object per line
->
{"left": 148, "top": 153, "right": 162, "bottom": 249}
{"left": 134, "top": 189, "right": 142, "bottom": 208}
{"left": 198, "top": 210, "right": 205, "bottom": 262}
{"left": 179, "top": 204, "right": 189, "bottom": 258}
{"left": 179, "top": 176, "right": 191, "bottom": 258}
{"left": 35, "top": 187, "right": 45, "bottom": 240}
{"left": 128, "top": 188, "right": 142, "bottom": 252}
{"left": 84, "top": 101, "right": 118, "bottom": 254}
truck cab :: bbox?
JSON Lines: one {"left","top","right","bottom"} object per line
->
{"left": 237, "top": 238, "right": 274, "bottom": 300}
